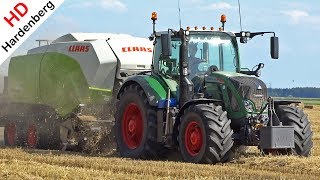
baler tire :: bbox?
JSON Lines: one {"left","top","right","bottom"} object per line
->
{"left": 38, "top": 115, "right": 61, "bottom": 150}
{"left": 26, "top": 121, "right": 38, "bottom": 148}
{"left": 4, "top": 121, "right": 17, "bottom": 146}
{"left": 25, "top": 113, "right": 60, "bottom": 150}
{"left": 4, "top": 116, "right": 28, "bottom": 147}
{"left": 178, "top": 104, "right": 234, "bottom": 164}
{"left": 115, "top": 83, "right": 165, "bottom": 159}
{"left": 274, "top": 105, "right": 313, "bottom": 157}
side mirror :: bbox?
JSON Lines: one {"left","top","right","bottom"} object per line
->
{"left": 161, "top": 33, "right": 172, "bottom": 57}
{"left": 255, "top": 63, "right": 264, "bottom": 77}
{"left": 271, "top": 36, "right": 279, "bottom": 59}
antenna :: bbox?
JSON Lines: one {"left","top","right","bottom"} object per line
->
{"left": 237, "top": 0, "right": 243, "bottom": 31}
{"left": 178, "top": 0, "right": 182, "bottom": 28}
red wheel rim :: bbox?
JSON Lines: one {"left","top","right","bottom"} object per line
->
{"left": 122, "top": 103, "right": 143, "bottom": 149}
{"left": 27, "top": 123, "right": 37, "bottom": 148}
{"left": 185, "top": 121, "right": 203, "bottom": 156}
{"left": 6, "top": 123, "right": 16, "bottom": 146}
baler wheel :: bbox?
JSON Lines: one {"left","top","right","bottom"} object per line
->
{"left": 5, "top": 122, "right": 17, "bottom": 146}
{"left": 115, "top": 83, "right": 166, "bottom": 159}
{"left": 27, "top": 122, "right": 38, "bottom": 148}
{"left": 178, "top": 104, "right": 234, "bottom": 163}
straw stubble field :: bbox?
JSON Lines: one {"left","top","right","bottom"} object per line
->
{"left": 0, "top": 106, "right": 319, "bottom": 179}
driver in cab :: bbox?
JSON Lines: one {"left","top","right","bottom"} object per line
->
{"left": 188, "top": 42, "right": 204, "bottom": 93}
{"left": 188, "top": 42, "right": 202, "bottom": 77}
{"left": 188, "top": 42, "right": 219, "bottom": 94}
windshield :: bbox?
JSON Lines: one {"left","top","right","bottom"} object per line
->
{"left": 188, "top": 33, "right": 239, "bottom": 78}
{"left": 154, "top": 32, "right": 239, "bottom": 79}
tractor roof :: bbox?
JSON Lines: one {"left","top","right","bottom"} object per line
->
{"left": 154, "top": 30, "right": 236, "bottom": 38}
{"left": 53, "top": 33, "right": 133, "bottom": 43}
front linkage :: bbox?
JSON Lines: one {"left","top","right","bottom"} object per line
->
{"left": 238, "top": 97, "right": 301, "bottom": 152}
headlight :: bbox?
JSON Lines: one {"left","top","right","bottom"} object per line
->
{"left": 243, "top": 99, "right": 254, "bottom": 113}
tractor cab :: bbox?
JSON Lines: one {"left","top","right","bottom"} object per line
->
{"left": 153, "top": 31, "right": 240, "bottom": 80}
{"left": 153, "top": 30, "right": 241, "bottom": 100}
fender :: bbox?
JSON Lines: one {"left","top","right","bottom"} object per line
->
{"left": 116, "top": 75, "right": 168, "bottom": 107}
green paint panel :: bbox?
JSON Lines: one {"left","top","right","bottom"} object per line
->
{"left": 39, "top": 52, "right": 90, "bottom": 116}
{"left": 162, "top": 78, "right": 178, "bottom": 97}
{"left": 209, "top": 73, "right": 247, "bottom": 119}
{"left": 144, "top": 76, "right": 167, "bottom": 99}
{"left": 8, "top": 52, "right": 110, "bottom": 117}
{"left": 9, "top": 55, "right": 42, "bottom": 103}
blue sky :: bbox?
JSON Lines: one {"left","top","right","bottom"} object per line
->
{"left": 2, "top": 0, "right": 320, "bottom": 88}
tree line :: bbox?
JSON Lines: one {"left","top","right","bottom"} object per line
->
{"left": 268, "top": 87, "right": 320, "bottom": 98}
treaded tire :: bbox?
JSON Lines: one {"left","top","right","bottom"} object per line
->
{"left": 276, "top": 105, "right": 313, "bottom": 156}
{"left": 178, "top": 104, "right": 234, "bottom": 164}
{"left": 115, "top": 83, "right": 165, "bottom": 159}
{"left": 24, "top": 114, "right": 61, "bottom": 150}
{"left": 38, "top": 114, "right": 61, "bottom": 150}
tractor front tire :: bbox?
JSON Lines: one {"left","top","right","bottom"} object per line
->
{"left": 115, "top": 84, "right": 165, "bottom": 159}
{"left": 276, "top": 105, "right": 313, "bottom": 156}
{"left": 178, "top": 104, "right": 234, "bottom": 163}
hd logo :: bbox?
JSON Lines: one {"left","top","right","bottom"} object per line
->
{"left": 0, "top": 0, "right": 64, "bottom": 64}
{"left": 4, "top": 3, "right": 29, "bottom": 27}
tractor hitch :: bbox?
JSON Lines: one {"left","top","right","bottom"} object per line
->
{"left": 259, "top": 97, "right": 294, "bottom": 149}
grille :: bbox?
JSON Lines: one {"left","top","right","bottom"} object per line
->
{"left": 230, "top": 76, "right": 267, "bottom": 110}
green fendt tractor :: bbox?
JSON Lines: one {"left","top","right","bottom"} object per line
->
{"left": 114, "top": 13, "right": 313, "bottom": 163}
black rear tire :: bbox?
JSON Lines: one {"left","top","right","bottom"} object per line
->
{"left": 275, "top": 105, "right": 313, "bottom": 156}
{"left": 115, "top": 84, "right": 165, "bottom": 159}
{"left": 178, "top": 104, "right": 234, "bottom": 164}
